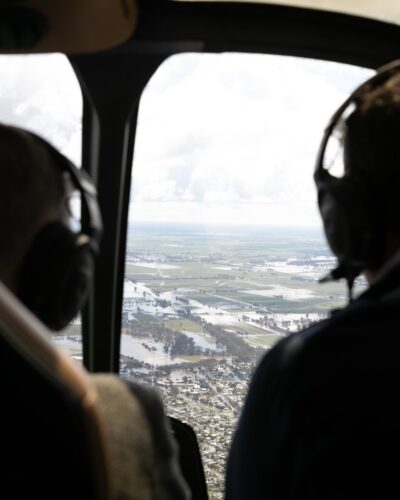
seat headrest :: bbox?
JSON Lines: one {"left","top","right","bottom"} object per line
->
{"left": 0, "top": 280, "right": 112, "bottom": 500}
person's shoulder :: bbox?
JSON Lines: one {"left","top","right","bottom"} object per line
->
{"left": 254, "top": 282, "right": 400, "bottom": 383}
{"left": 250, "top": 274, "right": 400, "bottom": 396}
{"left": 253, "top": 314, "right": 333, "bottom": 377}
{"left": 250, "top": 297, "right": 370, "bottom": 390}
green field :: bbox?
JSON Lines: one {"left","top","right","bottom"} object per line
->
{"left": 124, "top": 223, "right": 363, "bottom": 318}
{"left": 245, "top": 334, "right": 285, "bottom": 348}
{"left": 166, "top": 318, "right": 205, "bottom": 333}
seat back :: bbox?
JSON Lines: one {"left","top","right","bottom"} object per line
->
{"left": 0, "top": 280, "right": 111, "bottom": 500}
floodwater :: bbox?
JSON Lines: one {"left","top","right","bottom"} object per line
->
{"left": 130, "top": 262, "right": 180, "bottom": 269}
{"left": 182, "top": 330, "right": 224, "bottom": 351}
{"left": 121, "top": 334, "right": 186, "bottom": 365}
{"left": 242, "top": 286, "right": 316, "bottom": 300}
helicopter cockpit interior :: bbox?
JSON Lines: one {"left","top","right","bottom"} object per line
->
{"left": 2, "top": 1, "right": 400, "bottom": 498}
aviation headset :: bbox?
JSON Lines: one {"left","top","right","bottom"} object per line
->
{"left": 17, "top": 131, "right": 102, "bottom": 331}
{"left": 314, "top": 59, "right": 400, "bottom": 298}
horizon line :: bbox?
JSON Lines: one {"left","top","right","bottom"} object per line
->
{"left": 128, "top": 220, "right": 322, "bottom": 229}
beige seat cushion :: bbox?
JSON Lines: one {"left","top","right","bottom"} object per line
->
{"left": 90, "top": 374, "right": 158, "bottom": 500}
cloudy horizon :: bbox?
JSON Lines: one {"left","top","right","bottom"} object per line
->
{"left": 130, "top": 52, "right": 371, "bottom": 226}
{"left": 0, "top": 52, "right": 372, "bottom": 227}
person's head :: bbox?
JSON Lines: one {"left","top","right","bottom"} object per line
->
{"left": 0, "top": 124, "right": 67, "bottom": 291}
{"left": 315, "top": 62, "right": 400, "bottom": 290}
{"left": 0, "top": 123, "right": 101, "bottom": 330}
{"left": 344, "top": 73, "right": 400, "bottom": 281}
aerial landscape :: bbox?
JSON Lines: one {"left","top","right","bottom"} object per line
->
{"left": 2, "top": 51, "right": 373, "bottom": 499}
{"left": 60, "top": 221, "right": 365, "bottom": 499}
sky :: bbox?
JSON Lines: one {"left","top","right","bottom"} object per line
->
{"left": 0, "top": 54, "right": 82, "bottom": 165}
{"left": 131, "top": 52, "right": 371, "bottom": 226}
{"left": 0, "top": 51, "right": 372, "bottom": 227}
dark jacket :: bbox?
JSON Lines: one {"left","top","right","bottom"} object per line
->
{"left": 225, "top": 257, "right": 400, "bottom": 500}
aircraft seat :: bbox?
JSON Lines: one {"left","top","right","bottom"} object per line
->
{"left": 0, "top": 279, "right": 193, "bottom": 500}
{"left": 0, "top": 280, "right": 112, "bottom": 499}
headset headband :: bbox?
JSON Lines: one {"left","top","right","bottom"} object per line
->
{"left": 29, "top": 131, "right": 103, "bottom": 253}
{"left": 315, "top": 58, "right": 400, "bottom": 181}
{"left": 313, "top": 59, "right": 400, "bottom": 299}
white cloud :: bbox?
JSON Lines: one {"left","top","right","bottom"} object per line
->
{"left": 0, "top": 52, "right": 372, "bottom": 228}
{"left": 0, "top": 54, "right": 82, "bottom": 165}
{"left": 131, "top": 53, "right": 372, "bottom": 226}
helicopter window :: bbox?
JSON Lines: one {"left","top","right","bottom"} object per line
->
{"left": 0, "top": 53, "right": 83, "bottom": 362}
{"left": 121, "top": 53, "right": 372, "bottom": 498}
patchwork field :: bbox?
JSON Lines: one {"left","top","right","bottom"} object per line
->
{"left": 122, "top": 222, "right": 368, "bottom": 356}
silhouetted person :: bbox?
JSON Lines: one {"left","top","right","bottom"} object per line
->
{"left": 226, "top": 60, "right": 400, "bottom": 500}
{"left": 0, "top": 123, "right": 190, "bottom": 500}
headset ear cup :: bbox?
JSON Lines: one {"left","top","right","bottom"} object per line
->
{"left": 18, "top": 222, "right": 94, "bottom": 331}
{"left": 61, "top": 246, "right": 94, "bottom": 326}
{"left": 318, "top": 190, "right": 351, "bottom": 261}
{"left": 317, "top": 175, "right": 378, "bottom": 269}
